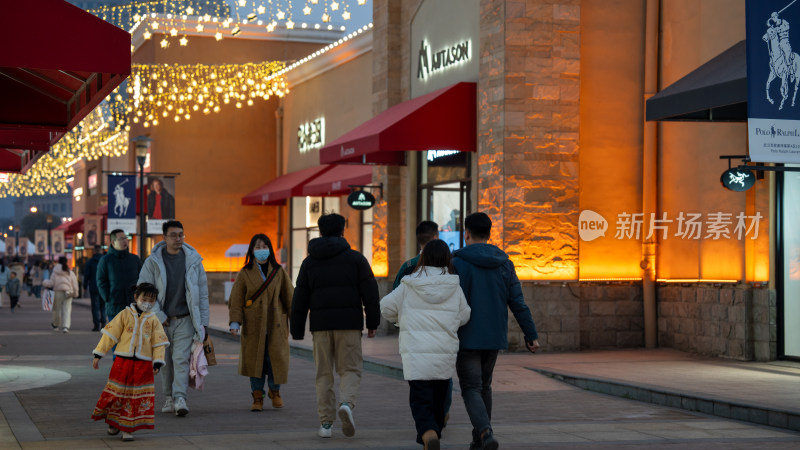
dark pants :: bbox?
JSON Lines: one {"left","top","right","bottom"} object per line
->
{"left": 9, "top": 296, "right": 19, "bottom": 309}
{"left": 249, "top": 340, "right": 279, "bottom": 393}
{"left": 408, "top": 379, "right": 449, "bottom": 445}
{"left": 456, "top": 349, "right": 499, "bottom": 442}
{"left": 89, "top": 289, "right": 105, "bottom": 328}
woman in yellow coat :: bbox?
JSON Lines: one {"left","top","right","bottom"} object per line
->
{"left": 228, "top": 233, "right": 293, "bottom": 411}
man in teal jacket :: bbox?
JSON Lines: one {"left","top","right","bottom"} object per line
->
{"left": 452, "top": 212, "right": 539, "bottom": 450}
{"left": 97, "top": 230, "right": 142, "bottom": 321}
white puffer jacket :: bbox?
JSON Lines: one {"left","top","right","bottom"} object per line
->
{"left": 380, "top": 267, "right": 471, "bottom": 381}
{"left": 46, "top": 264, "right": 79, "bottom": 297}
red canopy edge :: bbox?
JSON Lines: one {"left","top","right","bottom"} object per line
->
{"left": 242, "top": 165, "right": 334, "bottom": 206}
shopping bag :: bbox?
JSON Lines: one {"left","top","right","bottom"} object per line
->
{"left": 203, "top": 334, "right": 217, "bottom": 366}
{"left": 41, "top": 289, "right": 54, "bottom": 311}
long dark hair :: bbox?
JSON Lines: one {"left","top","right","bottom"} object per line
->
{"left": 413, "top": 239, "right": 455, "bottom": 276}
{"left": 58, "top": 256, "right": 69, "bottom": 272}
{"left": 243, "top": 233, "right": 279, "bottom": 271}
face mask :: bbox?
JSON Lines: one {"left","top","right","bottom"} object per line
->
{"left": 137, "top": 301, "right": 154, "bottom": 312}
{"left": 254, "top": 249, "right": 270, "bottom": 261}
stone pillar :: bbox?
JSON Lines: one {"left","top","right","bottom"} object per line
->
{"left": 478, "top": 0, "right": 580, "bottom": 280}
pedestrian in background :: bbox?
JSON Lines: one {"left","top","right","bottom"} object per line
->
{"left": 5, "top": 271, "right": 20, "bottom": 312}
{"left": 91, "top": 283, "right": 169, "bottom": 442}
{"left": 97, "top": 230, "right": 142, "bottom": 323}
{"left": 138, "top": 220, "right": 209, "bottom": 418}
{"left": 392, "top": 221, "right": 439, "bottom": 290}
{"left": 452, "top": 212, "right": 540, "bottom": 450}
{"left": 228, "top": 233, "right": 293, "bottom": 411}
{"left": 31, "top": 262, "right": 43, "bottom": 299}
{"left": 44, "top": 256, "right": 79, "bottom": 333}
{"left": 290, "top": 213, "right": 380, "bottom": 439}
{"left": 84, "top": 246, "right": 105, "bottom": 331}
{"left": 380, "top": 239, "right": 471, "bottom": 450}
{"left": 0, "top": 261, "right": 8, "bottom": 308}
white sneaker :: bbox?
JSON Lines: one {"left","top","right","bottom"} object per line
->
{"left": 161, "top": 397, "right": 174, "bottom": 413}
{"left": 174, "top": 396, "right": 189, "bottom": 416}
{"left": 337, "top": 403, "right": 355, "bottom": 437}
{"left": 318, "top": 423, "right": 332, "bottom": 438}
{"left": 121, "top": 431, "right": 134, "bottom": 441}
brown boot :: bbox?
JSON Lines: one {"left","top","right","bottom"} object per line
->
{"left": 421, "top": 429, "right": 439, "bottom": 450}
{"left": 267, "top": 388, "right": 283, "bottom": 408}
{"left": 251, "top": 390, "right": 264, "bottom": 411}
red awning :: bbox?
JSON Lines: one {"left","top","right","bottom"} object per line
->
{"left": 319, "top": 82, "right": 477, "bottom": 165}
{"left": 302, "top": 165, "right": 372, "bottom": 196}
{"left": 54, "top": 216, "right": 84, "bottom": 236}
{"left": 242, "top": 166, "right": 333, "bottom": 206}
{"left": 0, "top": 0, "right": 132, "bottom": 173}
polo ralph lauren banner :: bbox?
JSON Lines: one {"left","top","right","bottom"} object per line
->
{"left": 107, "top": 175, "right": 136, "bottom": 234}
{"left": 747, "top": 0, "right": 800, "bottom": 163}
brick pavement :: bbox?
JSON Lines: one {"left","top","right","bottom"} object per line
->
{"left": 0, "top": 294, "right": 799, "bottom": 449}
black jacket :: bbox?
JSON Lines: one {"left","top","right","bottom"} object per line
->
{"left": 83, "top": 253, "right": 103, "bottom": 293}
{"left": 97, "top": 246, "right": 143, "bottom": 318}
{"left": 290, "top": 236, "right": 380, "bottom": 339}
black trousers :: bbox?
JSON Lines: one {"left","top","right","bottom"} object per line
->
{"left": 408, "top": 379, "right": 449, "bottom": 444}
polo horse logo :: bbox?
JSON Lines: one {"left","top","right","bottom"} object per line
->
{"left": 113, "top": 179, "right": 131, "bottom": 216}
{"left": 764, "top": 6, "right": 800, "bottom": 110}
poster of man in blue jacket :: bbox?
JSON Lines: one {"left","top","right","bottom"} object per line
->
{"left": 452, "top": 212, "right": 539, "bottom": 450}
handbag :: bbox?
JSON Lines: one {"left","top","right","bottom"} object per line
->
{"left": 203, "top": 334, "right": 217, "bottom": 366}
{"left": 41, "top": 289, "right": 54, "bottom": 311}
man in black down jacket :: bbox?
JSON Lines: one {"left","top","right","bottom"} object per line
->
{"left": 97, "top": 229, "right": 143, "bottom": 320}
{"left": 291, "top": 213, "right": 379, "bottom": 439}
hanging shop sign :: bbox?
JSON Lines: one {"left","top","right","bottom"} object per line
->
{"left": 721, "top": 168, "right": 756, "bottom": 191}
{"left": 347, "top": 190, "right": 376, "bottom": 210}
{"left": 298, "top": 118, "right": 325, "bottom": 153}
{"left": 746, "top": 0, "right": 800, "bottom": 163}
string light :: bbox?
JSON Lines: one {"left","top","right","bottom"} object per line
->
{"left": 88, "top": 0, "right": 370, "bottom": 50}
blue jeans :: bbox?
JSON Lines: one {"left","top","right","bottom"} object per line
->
{"left": 408, "top": 379, "right": 449, "bottom": 444}
{"left": 456, "top": 349, "right": 499, "bottom": 442}
{"left": 249, "top": 343, "right": 279, "bottom": 393}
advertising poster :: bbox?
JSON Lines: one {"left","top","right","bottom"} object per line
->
{"left": 107, "top": 175, "right": 137, "bottom": 234}
{"left": 747, "top": 0, "right": 800, "bottom": 162}
{"left": 5, "top": 236, "right": 15, "bottom": 257}
{"left": 51, "top": 230, "right": 65, "bottom": 256}
{"left": 35, "top": 230, "right": 47, "bottom": 255}
{"left": 18, "top": 238, "right": 29, "bottom": 259}
{"left": 84, "top": 215, "right": 102, "bottom": 248}
{"left": 146, "top": 175, "right": 175, "bottom": 235}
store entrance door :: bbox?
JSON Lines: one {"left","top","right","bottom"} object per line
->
{"left": 421, "top": 181, "right": 469, "bottom": 251}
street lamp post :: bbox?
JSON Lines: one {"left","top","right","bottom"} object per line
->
{"left": 132, "top": 136, "right": 152, "bottom": 261}
{"left": 46, "top": 215, "right": 53, "bottom": 261}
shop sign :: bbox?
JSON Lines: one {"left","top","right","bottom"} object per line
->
{"left": 746, "top": 0, "right": 800, "bottom": 163}
{"left": 347, "top": 190, "right": 376, "bottom": 210}
{"left": 720, "top": 168, "right": 756, "bottom": 191}
{"left": 298, "top": 118, "right": 325, "bottom": 153}
{"left": 579, "top": 210, "right": 763, "bottom": 242}
{"left": 417, "top": 39, "right": 471, "bottom": 80}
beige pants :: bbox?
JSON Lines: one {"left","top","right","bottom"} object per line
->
{"left": 312, "top": 329, "right": 363, "bottom": 424}
{"left": 51, "top": 290, "right": 72, "bottom": 330}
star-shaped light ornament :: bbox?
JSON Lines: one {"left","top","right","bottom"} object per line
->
{"left": 133, "top": 14, "right": 141, "bottom": 22}
{"left": 238, "top": 0, "right": 247, "bottom": 7}
{"left": 143, "top": 30, "right": 152, "bottom": 39}
{"left": 160, "top": 38, "right": 169, "bottom": 48}
{"left": 151, "top": 21, "right": 159, "bottom": 29}
{"left": 276, "top": 10, "right": 285, "bottom": 19}
{"left": 170, "top": 27, "right": 179, "bottom": 37}
{"left": 215, "top": 31, "right": 223, "bottom": 40}
{"left": 186, "top": 6, "right": 194, "bottom": 15}
{"left": 331, "top": 2, "right": 339, "bottom": 11}
{"left": 322, "top": 13, "right": 330, "bottom": 22}
{"left": 179, "top": 36, "right": 188, "bottom": 46}
{"left": 286, "top": 19, "right": 295, "bottom": 29}
{"left": 203, "top": 14, "right": 212, "bottom": 22}
{"left": 342, "top": 11, "right": 351, "bottom": 20}
{"left": 266, "top": 23, "right": 275, "bottom": 32}
{"left": 358, "top": 0, "right": 366, "bottom": 4}
{"left": 258, "top": 5, "right": 266, "bottom": 14}
{"left": 303, "top": 5, "right": 311, "bottom": 15}
{"left": 310, "top": 0, "right": 318, "bottom": 4}
{"left": 196, "top": 23, "right": 205, "bottom": 32}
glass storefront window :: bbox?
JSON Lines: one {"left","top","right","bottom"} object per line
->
{"left": 361, "top": 207, "right": 373, "bottom": 265}
{"left": 418, "top": 151, "right": 470, "bottom": 251}
{"left": 782, "top": 169, "right": 800, "bottom": 357}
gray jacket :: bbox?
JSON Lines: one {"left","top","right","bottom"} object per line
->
{"left": 138, "top": 241, "right": 209, "bottom": 342}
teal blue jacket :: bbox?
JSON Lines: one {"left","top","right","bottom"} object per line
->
{"left": 452, "top": 243, "right": 538, "bottom": 350}
{"left": 97, "top": 246, "right": 143, "bottom": 318}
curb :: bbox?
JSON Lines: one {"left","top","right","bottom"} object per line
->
{"left": 207, "top": 326, "right": 405, "bottom": 381}
{"left": 529, "top": 367, "right": 800, "bottom": 432}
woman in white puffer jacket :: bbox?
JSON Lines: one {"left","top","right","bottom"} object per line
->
{"left": 380, "top": 239, "right": 471, "bottom": 450}
{"left": 44, "top": 256, "right": 79, "bottom": 333}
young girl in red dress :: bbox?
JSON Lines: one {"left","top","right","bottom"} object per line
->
{"left": 91, "top": 283, "right": 169, "bottom": 441}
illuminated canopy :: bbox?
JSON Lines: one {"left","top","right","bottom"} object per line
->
{"left": 646, "top": 40, "right": 746, "bottom": 122}
{"left": 319, "top": 82, "right": 477, "bottom": 165}
{"left": 0, "top": 0, "right": 131, "bottom": 173}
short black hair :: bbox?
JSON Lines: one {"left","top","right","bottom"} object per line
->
{"left": 416, "top": 221, "right": 439, "bottom": 249}
{"left": 134, "top": 282, "right": 159, "bottom": 299}
{"left": 318, "top": 213, "right": 345, "bottom": 237}
{"left": 162, "top": 220, "right": 184, "bottom": 235}
{"left": 109, "top": 229, "right": 125, "bottom": 240}
{"left": 464, "top": 212, "right": 492, "bottom": 240}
